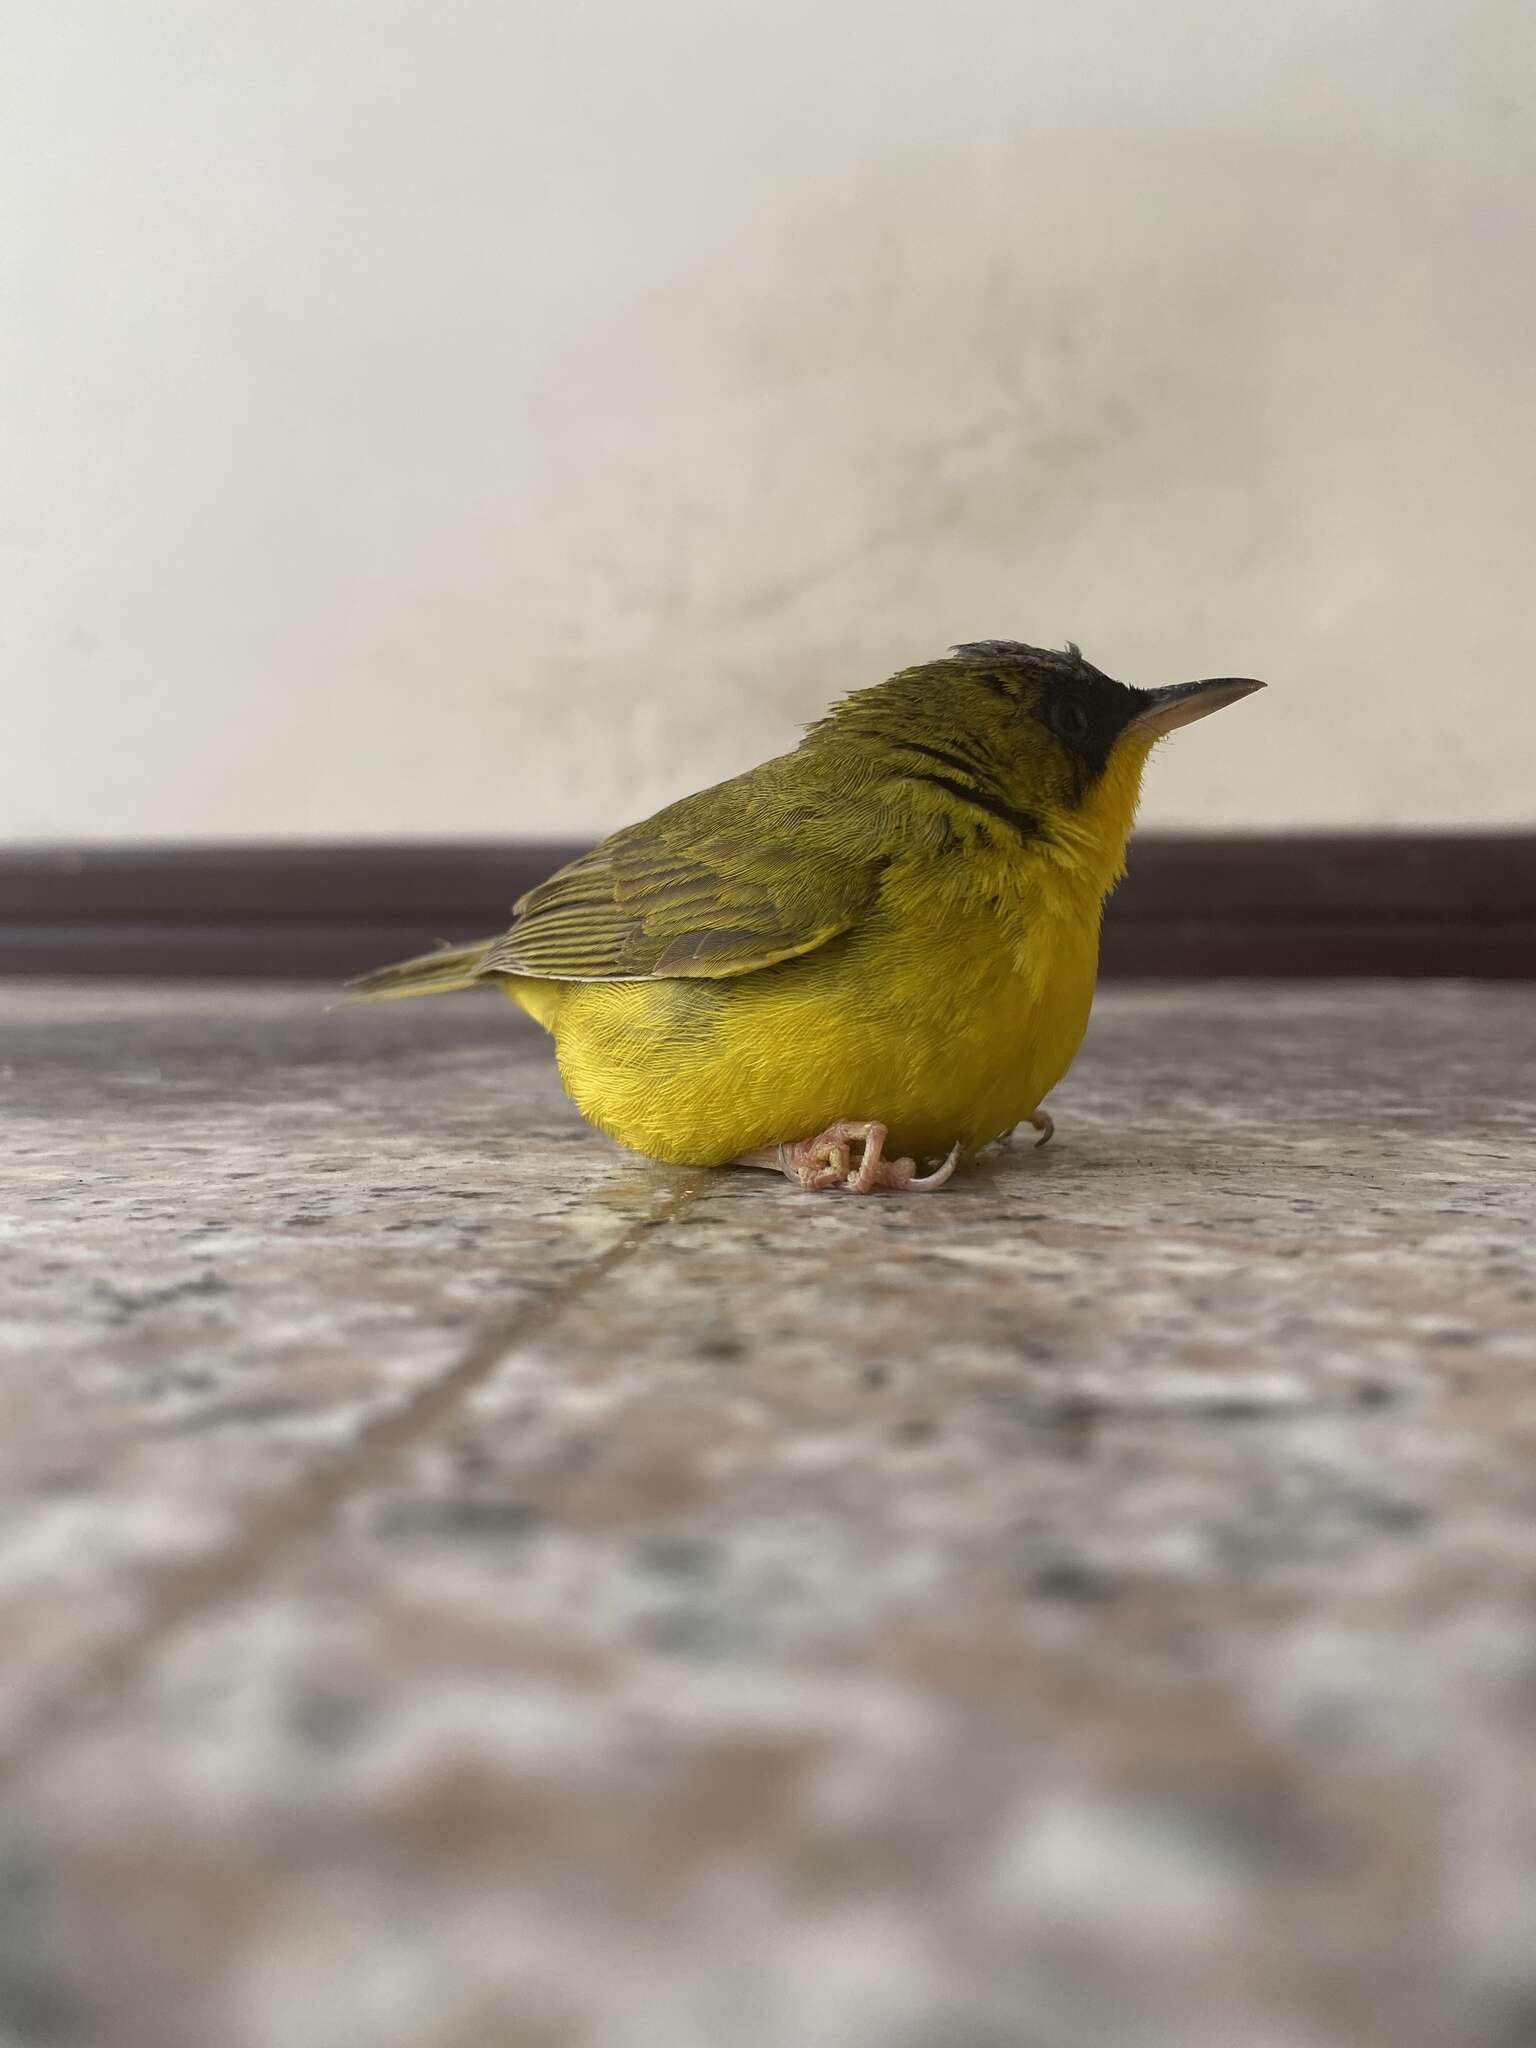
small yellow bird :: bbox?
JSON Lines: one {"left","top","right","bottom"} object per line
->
{"left": 357, "top": 642, "right": 1262, "bottom": 1191}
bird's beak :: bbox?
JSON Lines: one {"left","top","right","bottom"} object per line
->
{"left": 1126, "top": 676, "right": 1265, "bottom": 739}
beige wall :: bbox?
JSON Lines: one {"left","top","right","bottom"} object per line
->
{"left": 4, "top": 0, "right": 1533, "bottom": 840}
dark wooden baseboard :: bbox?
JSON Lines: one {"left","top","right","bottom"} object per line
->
{"left": 1, "top": 836, "right": 1532, "bottom": 979}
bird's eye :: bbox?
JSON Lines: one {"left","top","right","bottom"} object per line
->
{"left": 1052, "top": 697, "right": 1091, "bottom": 744}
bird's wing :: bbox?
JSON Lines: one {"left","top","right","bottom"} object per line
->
{"left": 479, "top": 755, "right": 885, "bottom": 982}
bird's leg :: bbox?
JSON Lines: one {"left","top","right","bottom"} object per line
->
{"left": 736, "top": 1119, "right": 961, "bottom": 1193}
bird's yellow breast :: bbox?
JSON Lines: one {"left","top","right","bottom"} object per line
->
{"left": 508, "top": 841, "right": 1106, "bottom": 1168}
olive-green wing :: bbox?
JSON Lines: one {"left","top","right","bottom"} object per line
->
{"left": 479, "top": 753, "right": 885, "bottom": 982}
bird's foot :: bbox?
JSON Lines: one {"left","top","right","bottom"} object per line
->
{"left": 736, "top": 1119, "right": 961, "bottom": 1193}
{"left": 999, "top": 1109, "right": 1055, "bottom": 1149}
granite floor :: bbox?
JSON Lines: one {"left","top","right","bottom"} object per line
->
{"left": 2, "top": 978, "right": 1535, "bottom": 2048}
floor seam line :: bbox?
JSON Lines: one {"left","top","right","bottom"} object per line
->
{"left": 0, "top": 1176, "right": 705, "bottom": 1779}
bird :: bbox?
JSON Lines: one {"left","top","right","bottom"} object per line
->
{"left": 354, "top": 641, "right": 1263, "bottom": 1192}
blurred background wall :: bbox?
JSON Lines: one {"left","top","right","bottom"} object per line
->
{"left": 3, "top": 0, "right": 1532, "bottom": 842}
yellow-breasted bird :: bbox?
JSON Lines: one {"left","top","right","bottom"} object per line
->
{"left": 355, "top": 642, "right": 1262, "bottom": 1191}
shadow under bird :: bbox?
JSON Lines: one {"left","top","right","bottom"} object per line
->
{"left": 356, "top": 641, "right": 1263, "bottom": 1191}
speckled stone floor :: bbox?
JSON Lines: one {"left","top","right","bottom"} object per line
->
{"left": 2, "top": 979, "right": 1535, "bottom": 2048}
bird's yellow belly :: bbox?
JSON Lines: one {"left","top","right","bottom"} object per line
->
{"left": 511, "top": 896, "right": 1100, "bottom": 1169}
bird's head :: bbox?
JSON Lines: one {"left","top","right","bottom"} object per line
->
{"left": 817, "top": 640, "right": 1264, "bottom": 891}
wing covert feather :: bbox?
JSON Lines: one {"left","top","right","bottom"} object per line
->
{"left": 479, "top": 753, "right": 887, "bottom": 982}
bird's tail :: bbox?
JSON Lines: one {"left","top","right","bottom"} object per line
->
{"left": 347, "top": 939, "right": 497, "bottom": 1003}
